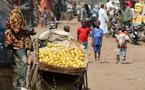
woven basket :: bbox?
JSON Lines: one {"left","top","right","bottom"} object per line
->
{"left": 39, "top": 63, "right": 87, "bottom": 75}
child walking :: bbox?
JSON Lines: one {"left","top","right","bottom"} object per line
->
{"left": 115, "top": 25, "right": 129, "bottom": 63}
{"left": 91, "top": 20, "right": 103, "bottom": 62}
{"left": 77, "top": 20, "right": 90, "bottom": 51}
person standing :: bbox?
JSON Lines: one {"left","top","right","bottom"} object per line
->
{"left": 119, "top": 0, "right": 126, "bottom": 10}
{"left": 42, "top": 7, "right": 48, "bottom": 27}
{"left": 54, "top": 0, "right": 63, "bottom": 21}
{"left": 91, "top": 20, "right": 103, "bottom": 62}
{"left": 115, "top": 25, "right": 129, "bottom": 63}
{"left": 98, "top": 4, "right": 109, "bottom": 35}
{"left": 106, "top": 1, "right": 117, "bottom": 21}
{"left": 123, "top": 3, "right": 133, "bottom": 26}
{"left": 91, "top": 5, "right": 99, "bottom": 18}
{"left": 77, "top": 20, "right": 90, "bottom": 51}
{"left": 81, "top": 4, "right": 91, "bottom": 21}
{"left": 5, "top": 7, "right": 31, "bottom": 90}
{"left": 134, "top": 0, "right": 143, "bottom": 15}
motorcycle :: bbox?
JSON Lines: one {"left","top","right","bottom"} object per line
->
{"left": 127, "top": 26, "right": 139, "bottom": 44}
{"left": 133, "top": 24, "right": 145, "bottom": 41}
{"left": 126, "top": 24, "right": 145, "bottom": 44}
{"left": 110, "top": 17, "right": 120, "bottom": 38}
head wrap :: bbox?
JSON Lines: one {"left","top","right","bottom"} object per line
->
{"left": 5, "top": 8, "right": 25, "bottom": 32}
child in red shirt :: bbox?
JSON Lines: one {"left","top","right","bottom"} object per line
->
{"left": 77, "top": 20, "right": 90, "bottom": 51}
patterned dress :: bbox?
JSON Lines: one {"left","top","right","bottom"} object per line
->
{"left": 5, "top": 8, "right": 31, "bottom": 88}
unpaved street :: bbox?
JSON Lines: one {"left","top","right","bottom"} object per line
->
{"left": 55, "top": 19, "right": 145, "bottom": 90}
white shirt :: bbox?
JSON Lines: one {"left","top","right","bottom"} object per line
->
{"left": 98, "top": 8, "right": 109, "bottom": 23}
{"left": 98, "top": 8, "right": 109, "bottom": 34}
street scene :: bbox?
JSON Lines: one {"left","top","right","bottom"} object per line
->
{"left": 0, "top": 0, "right": 145, "bottom": 90}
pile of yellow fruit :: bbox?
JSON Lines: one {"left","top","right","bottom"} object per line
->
{"left": 39, "top": 43, "right": 86, "bottom": 68}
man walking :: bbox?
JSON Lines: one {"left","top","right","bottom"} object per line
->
{"left": 98, "top": 4, "right": 109, "bottom": 35}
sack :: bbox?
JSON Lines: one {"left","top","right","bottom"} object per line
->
{"left": 0, "top": 47, "right": 15, "bottom": 68}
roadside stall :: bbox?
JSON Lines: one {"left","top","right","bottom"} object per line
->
{"left": 30, "top": 29, "right": 88, "bottom": 90}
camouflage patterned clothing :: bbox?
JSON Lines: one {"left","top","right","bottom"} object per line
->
{"left": 5, "top": 7, "right": 33, "bottom": 50}
{"left": 5, "top": 8, "right": 29, "bottom": 88}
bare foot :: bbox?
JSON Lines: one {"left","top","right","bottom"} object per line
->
{"left": 115, "top": 60, "right": 119, "bottom": 64}
{"left": 96, "top": 60, "right": 101, "bottom": 63}
{"left": 95, "top": 58, "right": 98, "bottom": 62}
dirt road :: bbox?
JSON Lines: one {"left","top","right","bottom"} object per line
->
{"left": 55, "top": 20, "right": 145, "bottom": 90}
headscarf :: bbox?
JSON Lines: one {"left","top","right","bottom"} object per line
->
{"left": 5, "top": 8, "right": 29, "bottom": 49}
{"left": 5, "top": 8, "right": 25, "bottom": 32}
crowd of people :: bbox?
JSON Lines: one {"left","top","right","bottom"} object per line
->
{"left": 74, "top": 0, "right": 145, "bottom": 63}
{"left": 0, "top": 0, "right": 145, "bottom": 90}
{"left": 75, "top": 19, "right": 129, "bottom": 64}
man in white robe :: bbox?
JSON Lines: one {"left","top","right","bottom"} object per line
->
{"left": 98, "top": 4, "right": 109, "bottom": 34}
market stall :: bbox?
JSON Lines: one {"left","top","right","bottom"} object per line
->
{"left": 30, "top": 29, "right": 88, "bottom": 90}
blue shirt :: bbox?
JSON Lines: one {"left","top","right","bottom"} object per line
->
{"left": 91, "top": 8, "right": 98, "bottom": 17}
{"left": 92, "top": 28, "right": 103, "bottom": 46}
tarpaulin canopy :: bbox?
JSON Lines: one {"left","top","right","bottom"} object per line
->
{"left": 38, "top": 0, "right": 48, "bottom": 12}
{"left": 38, "top": 0, "right": 53, "bottom": 12}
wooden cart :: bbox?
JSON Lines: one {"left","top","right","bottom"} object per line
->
{"left": 29, "top": 38, "right": 88, "bottom": 90}
{"left": 29, "top": 62, "right": 88, "bottom": 90}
